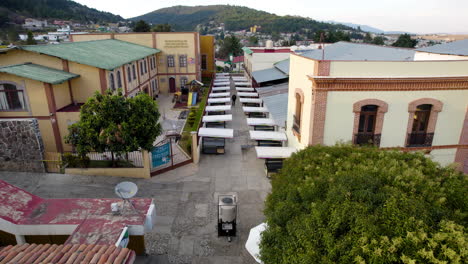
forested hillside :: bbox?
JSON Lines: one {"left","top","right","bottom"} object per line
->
{"left": 132, "top": 5, "right": 353, "bottom": 33}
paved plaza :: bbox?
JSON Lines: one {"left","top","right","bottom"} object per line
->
{"left": 0, "top": 77, "right": 271, "bottom": 264}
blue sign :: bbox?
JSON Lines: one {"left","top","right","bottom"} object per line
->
{"left": 151, "top": 142, "right": 171, "bottom": 168}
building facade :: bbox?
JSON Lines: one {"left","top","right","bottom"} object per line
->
{"left": 286, "top": 44, "right": 468, "bottom": 173}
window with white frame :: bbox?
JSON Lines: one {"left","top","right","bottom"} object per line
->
{"left": 0, "top": 82, "right": 26, "bottom": 111}
{"left": 179, "top": 55, "right": 187, "bottom": 67}
{"left": 167, "top": 55, "right": 175, "bottom": 67}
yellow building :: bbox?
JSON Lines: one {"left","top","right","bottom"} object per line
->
{"left": 71, "top": 32, "right": 216, "bottom": 91}
{"left": 286, "top": 42, "right": 468, "bottom": 173}
{"left": 0, "top": 39, "right": 160, "bottom": 153}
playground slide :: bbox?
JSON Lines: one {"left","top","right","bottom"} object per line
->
{"left": 192, "top": 92, "right": 198, "bottom": 105}
{"left": 187, "top": 92, "right": 193, "bottom": 106}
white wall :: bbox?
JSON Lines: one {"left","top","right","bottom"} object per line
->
{"left": 414, "top": 51, "right": 468, "bottom": 61}
{"left": 252, "top": 53, "right": 291, "bottom": 72}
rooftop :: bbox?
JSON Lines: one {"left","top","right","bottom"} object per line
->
{"left": 0, "top": 63, "right": 79, "bottom": 84}
{"left": 21, "top": 39, "right": 160, "bottom": 70}
{"left": 252, "top": 67, "right": 288, "bottom": 84}
{"left": 416, "top": 39, "right": 468, "bottom": 56}
{"left": 0, "top": 243, "right": 135, "bottom": 264}
{"left": 301, "top": 41, "right": 415, "bottom": 61}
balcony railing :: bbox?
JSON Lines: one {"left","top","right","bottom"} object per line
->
{"left": 354, "top": 133, "right": 381, "bottom": 147}
{"left": 407, "top": 132, "right": 434, "bottom": 147}
{"left": 292, "top": 115, "right": 301, "bottom": 134}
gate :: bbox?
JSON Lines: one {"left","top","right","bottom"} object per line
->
{"left": 150, "top": 137, "right": 192, "bottom": 175}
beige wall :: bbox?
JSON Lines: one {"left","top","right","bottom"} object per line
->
{"left": 329, "top": 60, "right": 468, "bottom": 77}
{"left": 53, "top": 82, "right": 72, "bottom": 110}
{"left": 414, "top": 51, "right": 468, "bottom": 61}
{"left": 68, "top": 62, "right": 101, "bottom": 103}
{"left": 286, "top": 54, "right": 316, "bottom": 150}
{"left": 72, "top": 34, "right": 112, "bottom": 42}
{"left": 56, "top": 111, "right": 80, "bottom": 152}
{"left": 37, "top": 119, "right": 56, "bottom": 152}
{"left": 115, "top": 33, "right": 153, "bottom": 48}
{"left": 0, "top": 50, "right": 62, "bottom": 69}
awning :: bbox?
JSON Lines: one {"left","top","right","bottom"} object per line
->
{"left": 247, "top": 118, "right": 276, "bottom": 126}
{"left": 236, "top": 87, "right": 255, "bottom": 92}
{"left": 243, "top": 106, "right": 269, "bottom": 113}
{"left": 255, "top": 147, "right": 295, "bottom": 159}
{"left": 252, "top": 67, "right": 288, "bottom": 84}
{"left": 249, "top": 131, "right": 287, "bottom": 141}
{"left": 202, "top": 114, "right": 232, "bottom": 122}
{"left": 199, "top": 127, "right": 234, "bottom": 138}
{"left": 209, "top": 92, "right": 230, "bottom": 97}
{"left": 239, "top": 98, "right": 262, "bottom": 104}
{"left": 208, "top": 97, "right": 230, "bottom": 104}
{"left": 238, "top": 92, "right": 258, "bottom": 97}
{"left": 205, "top": 105, "right": 231, "bottom": 112}
{"left": 213, "top": 82, "right": 230, "bottom": 86}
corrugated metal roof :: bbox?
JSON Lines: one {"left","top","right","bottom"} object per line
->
{"left": 273, "top": 59, "right": 290, "bottom": 75}
{"left": 416, "top": 39, "right": 468, "bottom": 56}
{"left": 258, "top": 83, "right": 289, "bottom": 128}
{"left": 0, "top": 63, "right": 79, "bottom": 84}
{"left": 252, "top": 67, "right": 288, "bottom": 83}
{"left": 242, "top": 47, "right": 253, "bottom": 55}
{"left": 22, "top": 39, "right": 160, "bottom": 70}
{"left": 301, "top": 41, "right": 415, "bottom": 61}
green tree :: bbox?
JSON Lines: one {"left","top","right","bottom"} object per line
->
{"left": 261, "top": 145, "right": 467, "bottom": 264}
{"left": 363, "top": 32, "right": 373, "bottom": 43}
{"left": 217, "top": 35, "right": 242, "bottom": 59}
{"left": 7, "top": 28, "right": 18, "bottom": 44}
{"left": 271, "top": 31, "right": 280, "bottom": 41}
{"left": 65, "top": 90, "right": 162, "bottom": 166}
{"left": 133, "top": 20, "right": 151, "bottom": 32}
{"left": 393, "top": 33, "right": 418, "bottom": 48}
{"left": 26, "top": 31, "right": 36, "bottom": 45}
{"left": 248, "top": 36, "right": 258, "bottom": 46}
{"left": 152, "top": 23, "right": 171, "bottom": 32}
{"left": 372, "top": 36, "right": 385, "bottom": 45}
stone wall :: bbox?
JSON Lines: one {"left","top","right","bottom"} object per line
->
{"left": 0, "top": 119, "right": 45, "bottom": 172}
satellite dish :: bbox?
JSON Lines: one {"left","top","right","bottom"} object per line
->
{"left": 115, "top": 182, "right": 138, "bottom": 199}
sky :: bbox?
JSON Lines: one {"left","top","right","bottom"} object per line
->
{"left": 74, "top": 0, "right": 468, "bottom": 34}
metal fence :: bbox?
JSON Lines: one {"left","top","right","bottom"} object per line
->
{"left": 85, "top": 151, "right": 144, "bottom": 167}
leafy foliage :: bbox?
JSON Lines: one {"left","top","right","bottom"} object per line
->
{"left": 133, "top": 20, "right": 151, "bottom": 32}
{"left": 26, "top": 30, "right": 36, "bottom": 44}
{"left": 0, "top": 0, "right": 122, "bottom": 24}
{"left": 393, "top": 33, "right": 418, "bottom": 48}
{"left": 313, "top": 30, "right": 351, "bottom": 43}
{"left": 132, "top": 5, "right": 355, "bottom": 34}
{"left": 152, "top": 23, "right": 171, "bottom": 32}
{"left": 217, "top": 35, "right": 242, "bottom": 59}
{"left": 261, "top": 145, "right": 467, "bottom": 264}
{"left": 65, "top": 90, "right": 162, "bottom": 162}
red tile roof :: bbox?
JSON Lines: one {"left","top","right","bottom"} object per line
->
{"left": 0, "top": 243, "right": 135, "bottom": 264}
{"left": 232, "top": 56, "right": 244, "bottom": 63}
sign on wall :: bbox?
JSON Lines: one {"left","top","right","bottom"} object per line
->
{"left": 151, "top": 142, "right": 171, "bottom": 168}
{"left": 164, "top": 40, "right": 189, "bottom": 48}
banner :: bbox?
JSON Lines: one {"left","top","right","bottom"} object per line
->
{"left": 151, "top": 142, "right": 171, "bottom": 168}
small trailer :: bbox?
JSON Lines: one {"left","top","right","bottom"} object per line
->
{"left": 243, "top": 106, "right": 269, "bottom": 118}
{"left": 255, "top": 146, "right": 296, "bottom": 177}
{"left": 199, "top": 127, "right": 234, "bottom": 154}
{"left": 247, "top": 118, "right": 276, "bottom": 131}
{"left": 202, "top": 114, "right": 232, "bottom": 128}
{"left": 249, "top": 130, "right": 287, "bottom": 147}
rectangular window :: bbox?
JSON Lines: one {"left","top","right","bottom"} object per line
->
{"left": 140, "top": 61, "right": 144, "bottom": 75}
{"left": 180, "top": 78, "right": 187, "bottom": 87}
{"left": 132, "top": 64, "right": 136, "bottom": 79}
{"left": 179, "top": 55, "right": 187, "bottom": 67}
{"left": 167, "top": 55, "right": 175, "bottom": 67}
{"left": 144, "top": 59, "right": 148, "bottom": 73}
{"left": 201, "top": 54, "right": 207, "bottom": 70}
{"left": 0, "top": 84, "right": 26, "bottom": 111}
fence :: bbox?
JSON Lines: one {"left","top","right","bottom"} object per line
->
{"left": 85, "top": 151, "right": 144, "bottom": 168}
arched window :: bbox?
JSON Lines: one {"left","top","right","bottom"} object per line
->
{"left": 144, "top": 59, "right": 148, "bottom": 73}
{"left": 132, "top": 64, "right": 136, "bottom": 80}
{"left": 406, "top": 98, "right": 443, "bottom": 147}
{"left": 109, "top": 73, "right": 115, "bottom": 91}
{"left": 293, "top": 89, "right": 304, "bottom": 137}
{"left": 0, "top": 82, "right": 25, "bottom": 110}
{"left": 127, "top": 66, "right": 131, "bottom": 81}
{"left": 353, "top": 99, "right": 388, "bottom": 147}
{"left": 116, "top": 71, "right": 122, "bottom": 88}
{"left": 140, "top": 61, "right": 144, "bottom": 76}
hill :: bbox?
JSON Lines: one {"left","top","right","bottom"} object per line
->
{"left": 131, "top": 5, "right": 354, "bottom": 33}
{"left": 0, "top": 0, "right": 123, "bottom": 26}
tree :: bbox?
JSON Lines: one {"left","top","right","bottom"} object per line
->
{"left": 261, "top": 145, "right": 467, "bottom": 264}
{"left": 133, "top": 20, "right": 151, "bottom": 32}
{"left": 217, "top": 35, "right": 242, "bottom": 59}
{"left": 372, "top": 36, "right": 385, "bottom": 45}
{"left": 65, "top": 90, "right": 162, "bottom": 166}
{"left": 26, "top": 31, "right": 36, "bottom": 45}
{"left": 363, "top": 32, "right": 373, "bottom": 43}
{"left": 152, "top": 23, "right": 171, "bottom": 32}
{"left": 248, "top": 36, "right": 258, "bottom": 46}
{"left": 7, "top": 28, "right": 19, "bottom": 44}
{"left": 271, "top": 32, "right": 280, "bottom": 41}
{"left": 393, "top": 33, "right": 418, "bottom": 48}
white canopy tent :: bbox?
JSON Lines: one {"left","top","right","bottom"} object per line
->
{"left": 236, "top": 87, "right": 255, "bottom": 92}
{"left": 235, "top": 82, "right": 251, "bottom": 86}
{"left": 255, "top": 147, "right": 296, "bottom": 159}
{"left": 243, "top": 106, "right": 269, "bottom": 113}
{"left": 208, "top": 97, "right": 231, "bottom": 104}
{"left": 249, "top": 131, "right": 287, "bottom": 141}
{"left": 247, "top": 118, "right": 276, "bottom": 126}
{"left": 213, "top": 82, "right": 230, "bottom": 86}
{"left": 198, "top": 127, "right": 234, "bottom": 138}
{"left": 238, "top": 92, "right": 259, "bottom": 97}
{"left": 245, "top": 223, "right": 267, "bottom": 263}
{"left": 205, "top": 105, "right": 231, "bottom": 112}
{"left": 240, "top": 98, "right": 263, "bottom": 104}
{"left": 212, "top": 86, "right": 230, "bottom": 91}
{"left": 202, "top": 114, "right": 232, "bottom": 122}
{"left": 209, "top": 92, "right": 230, "bottom": 98}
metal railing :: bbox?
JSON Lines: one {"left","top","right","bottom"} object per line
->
{"left": 354, "top": 133, "right": 381, "bottom": 147}
{"left": 406, "top": 132, "right": 434, "bottom": 147}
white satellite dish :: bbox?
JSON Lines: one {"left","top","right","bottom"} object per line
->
{"left": 115, "top": 181, "right": 138, "bottom": 199}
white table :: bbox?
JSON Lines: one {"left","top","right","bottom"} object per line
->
{"left": 249, "top": 131, "right": 287, "bottom": 141}
{"left": 199, "top": 127, "right": 234, "bottom": 138}
{"left": 235, "top": 82, "right": 251, "bottom": 86}
{"left": 243, "top": 107, "right": 269, "bottom": 113}
{"left": 236, "top": 87, "right": 255, "bottom": 92}
{"left": 212, "top": 86, "right": 230, "bottom": 91}
{"left": 202, "top": 114, "right": 232, "bottom": 122}
{"left": 255, "top": 147, "right": 296, "bottom": 159}
{"left": 209, "top": 92, "right": 230, "bottom": 98}
{"left": 239, "top": 98, "right": 262, "bottom": 104}
{"left": 213, "top": 82, "right": 230, "bottom": 86}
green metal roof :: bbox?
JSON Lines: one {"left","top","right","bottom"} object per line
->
{"left": 0, "top": 63, "right": 79, "bottom": 84}
{"left": 242, "top": 47, "right": 253, "bottom": 55}
{"left": 21, "top": 39, "right": 161, "bottom": 70}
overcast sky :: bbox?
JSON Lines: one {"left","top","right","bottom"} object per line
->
{"left": 74, "top": 0, "right": 468, "bottom": 34}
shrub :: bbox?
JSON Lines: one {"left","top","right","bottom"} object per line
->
{"left": 261, "top": 144, "right": 467, "bottom": 264}
{"left": 187, "top": 109, "right": 196, "bottom": 126}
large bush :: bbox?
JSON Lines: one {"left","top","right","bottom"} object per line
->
{"left": 261, "top": 145, "right": 467, "bottom": 264}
